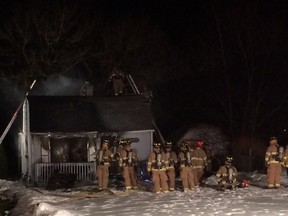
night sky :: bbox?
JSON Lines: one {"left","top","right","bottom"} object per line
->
{"left": 1, "top": 0, "right": 288, "bottom": 177}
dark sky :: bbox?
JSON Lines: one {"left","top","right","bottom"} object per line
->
{"left": 1, "top": 0, "right": 288, "bottom": 131}
{"left": 1, "top": 1, "right": 288, "bottom": 177}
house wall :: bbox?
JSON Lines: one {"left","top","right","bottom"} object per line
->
{"left": 18, "top": 133, "right": 27, "bottom": 176}
{"left": 30, "top": 135, "right": 42, "bottom": 183}
{"left": 32, "top": 136, "right": 42, "bottom": 163}
{"left": 18, "top": 133, "right": 42, "bottom": 181}
{"left": 119, "top": 130, "right": 153, "bottom": 161}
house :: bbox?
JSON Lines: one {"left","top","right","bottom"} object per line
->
{"left": 19, "top": 94, "right": 155, "bottom": 186}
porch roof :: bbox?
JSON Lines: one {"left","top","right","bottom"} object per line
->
{"left": 27, "top": 95, "right": 153, "bottom": 133}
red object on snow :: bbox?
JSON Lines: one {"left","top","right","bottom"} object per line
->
{"left": 240, "top": 180, "right": 249, "bottom": 188}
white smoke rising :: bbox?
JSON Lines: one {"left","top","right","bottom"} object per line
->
{"left": 0, "top": 79, "right": 23, "bottom": 106}
{"left": 176, "top": 124, "right": 229, "bottom": 156}
{"left": 32, "top": 75, "right": 83, "bottom": 96}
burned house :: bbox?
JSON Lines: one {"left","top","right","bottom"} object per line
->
{"left": 19, "top": 95, "right": 155, "bottom": 186}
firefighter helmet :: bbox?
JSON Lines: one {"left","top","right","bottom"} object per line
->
{"left": 270, "top": 136, "right": 277, "bottom": 145}
{"left": 101, "top": 139, "right": 110, "bottom": 146}
{"left": 153, "top": 142, "right": 162, "bottom": 148}
{"left": 225, "top": 156, "right": 233, "bottom": 164}
{"left": 102, "top": 139, "right": 109, "bottom": 144}
{"left": 120, "top": 138, "right": 131, "bottom": 145}
{"left": 196, "top": 140, "right": 204, "bottom": 148}
{"left": 182, "top": 139, "right": 190, "bottom": 144}
{"left": 165, "top": 141, "right": 172, "bottom": 148}
{"left": 180, "top": 142, "right": 188, "bottom": 148}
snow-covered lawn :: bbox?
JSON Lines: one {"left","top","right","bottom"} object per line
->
{"left": 1, "top": 171, "right": 288, "bottom": 216}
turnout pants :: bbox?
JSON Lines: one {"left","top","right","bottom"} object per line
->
{"left": 166, "top": 168, "right": 176, "bottom": 190}
{"left": 96, "top": 164, "right": 109, "bottom": 189}
{"left": 180, "top": 166, "right": 195, "bottom": 190}
{"left": 123, "top": 166, "right": 138, "bottom": 189}
{"left": 152, "top": 170, "right": 168, "bottom": 193}
{"left": 195, "top": 167, "right": 205, "bottom": 186}
{"left": 267, "top": 163, "right": 282, "bottom": 188}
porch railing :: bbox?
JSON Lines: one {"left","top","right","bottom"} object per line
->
{"left": 35, "top": 162, "right": 96, "bottom": 187}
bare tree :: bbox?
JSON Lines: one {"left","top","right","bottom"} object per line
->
{"left": 193, "top": 2, "right": 288, "bottom": 140}
{"left": 0, "top": 1, "right": 96, "bottom": 91}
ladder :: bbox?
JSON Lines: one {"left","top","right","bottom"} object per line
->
{"left": 126, "top": 74, "right": 140, "bottom": 94}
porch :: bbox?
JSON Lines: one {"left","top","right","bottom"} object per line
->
{"left": 35, "top": 162, "right": 96, "bottom": 187}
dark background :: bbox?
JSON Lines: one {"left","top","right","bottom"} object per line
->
{"left": 0, "top": 0, "right": 288, "bottom": 178}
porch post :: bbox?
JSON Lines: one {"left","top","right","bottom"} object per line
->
{"left": 23, "top": 98, "right": 32, "bottom": 181}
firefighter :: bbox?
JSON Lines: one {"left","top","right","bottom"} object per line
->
{"left": 92, "top": 139, "right": 114, "bottom": 190}
{"left": 265, "top": 137, "right": 282, "bottom": 189}
{"left": 283, "top": 144, "right": 288, "bottom": 176}
{"left": 164, "top": 141, "right": 178, "bottom": 191}
{"left": 203, "top": 142, "right": 213, "bottom": 174}
{"left": 109, "top": 67, "right": 125, "bottom": 96}
{"left": 118, "top": 139, "right": 138, "bottom": 191}
{"left": 191, "top": 140, "right": 207, "bottom": 187}
{"left": 216, "top": 156, "right": 237, "bottom": 191}
{"left": 147, "top": 142, "right": 169, "bottom": 194}
{"left": 80, "top": 81, "right": 94, "bottom": 96}
{"left": 178, "top": 141, "right": 195, "bottom": 192}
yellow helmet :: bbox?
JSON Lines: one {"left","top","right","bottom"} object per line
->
{"left": 101, "top": 139, "right": 110, "bottom": 146}
{"left": 153, "top": 142, "right": 162, "bottom": 148}
{"left": 120, "top": 138, "right": 131, "bottom": 145}
{"left": 270, "top": 137, "right": 277, "bottom": 145}
{"left": 165, "top": 141, "right": 172, "bottom": 148}
{"left": 225, "top": 156, "right": 233, "bottom": 164}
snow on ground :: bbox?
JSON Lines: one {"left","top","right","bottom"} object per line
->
{"left": 2, "top": 171, "right": 288, "bottom": 216}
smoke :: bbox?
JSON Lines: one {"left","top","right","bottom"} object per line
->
{"left": 32, "top": 74, "right": 83, "bottom": 96}
{"left": 0, "top": 79, "right": 23, "bottom": 114}
{"left": 176, "top": 124, "right": 230, "bottom": 156}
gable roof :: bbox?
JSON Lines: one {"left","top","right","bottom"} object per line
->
{"left": 28, "top": 95, "right": 153, "bottom": 133}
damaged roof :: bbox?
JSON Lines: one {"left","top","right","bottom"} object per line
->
{"left": 28, "top": 95, "right": 154, "bottom": 133}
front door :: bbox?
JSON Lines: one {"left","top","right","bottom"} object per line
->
{"left": 50, "top": 138, "right": 88, "bottom": 162}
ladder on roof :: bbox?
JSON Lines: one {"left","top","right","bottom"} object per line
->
{"left": 152, "top": 119, "right": 165, "bottom": 145}
{"left": 126, "top": 74, "right": 140, "bottom": 94}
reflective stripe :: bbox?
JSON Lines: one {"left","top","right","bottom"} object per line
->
{"left": 193, "top": 158, "right": 205, "bottom": 161}
{"left": 152, "top": 160, "right": 166, "bottom": 162}
{"left": 166, "top": 166, "right": 175, "bottom": 169}
{"left": 194, "top": 166, "right": 204, "bottom": 169}
{"left": 269, "top": 160, "right": 279, "bottom": 164}
{"left": 152, "top": 168, "right": 166, "bottom": 171}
